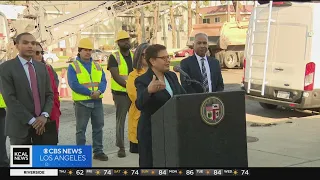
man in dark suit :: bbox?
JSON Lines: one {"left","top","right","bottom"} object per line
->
{"left": 0, "top": 32, "right": 53, "bottom": 145}
{"left": 180, "top": 33, "right": 224, "bottom": 93}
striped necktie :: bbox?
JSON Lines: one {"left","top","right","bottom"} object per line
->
{"left": 200, "top": 58, "right": 209, "bottom": 92}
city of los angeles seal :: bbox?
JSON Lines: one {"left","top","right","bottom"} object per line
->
{"left": 200, "top": 96, "right": 225, "bottom": 126}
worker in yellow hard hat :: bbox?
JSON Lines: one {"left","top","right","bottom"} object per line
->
{"left": 67, "top": 38, "right": 108, "bottom": 161}
{"left": 107, "top": 30, "right": 134, "bottom": 158}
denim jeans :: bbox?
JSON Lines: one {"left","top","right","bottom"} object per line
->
{"left": 0, "top": 109, "right": 9, "bottom": 167}
{"left": 74, "top": 101, "right": 104, "bottom": 155}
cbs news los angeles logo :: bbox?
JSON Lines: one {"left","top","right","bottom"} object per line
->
{"left": 10, "top": 145, "right": 33, "bottom": 167}
{"left": 10, "top": 145, "right": 92, "bottom": 168}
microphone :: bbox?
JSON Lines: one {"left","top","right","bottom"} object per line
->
{"left": 173, "top": 65, "right": 207, "bottom": 93}
{"left": 173, "top": 65, "right": 191, "bottom": 79}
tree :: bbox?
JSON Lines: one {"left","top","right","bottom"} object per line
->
{"left": 195, "top": 0, "right": 210, "bottom": 24}
{"left": 195, "top": 1, "right": 200, "bottom": 24}
{"left": 135, "top": 10, "right": 142, "bottom": 44}
{"left": 187, "top": 1, "right": 192, "bottom": 38}
{"left": 232, "top": 1, "right": 244, "bottom": 22}
{"left": 139, "top": 7, "right": 146, "bottom": 43}
{"left": 152, "top": 3, "right": 160, "bottom": 44}
{"left": 169, "top": 2, "right": 176, "bottom": 48}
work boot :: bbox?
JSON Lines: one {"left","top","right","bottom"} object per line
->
{"left": 118, "top": 148, "right": 126, "bottom": 158}
{"left": 93, "top": 153, "right": 108, "bottom": 161}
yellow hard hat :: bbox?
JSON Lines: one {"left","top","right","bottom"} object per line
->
{"left": 116, "top": 30, "right": 130, "bottom": 42}
{"left": 78, "top": 38, "right": 94, "bottom": 49}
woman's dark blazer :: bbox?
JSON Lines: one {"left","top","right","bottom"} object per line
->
{"left": 134, "top": 68, "right": 186, "bottom": 116}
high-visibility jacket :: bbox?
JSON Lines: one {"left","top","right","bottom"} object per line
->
{"left": 70, "top": 60, "right": 103, "bottom": 101}
{"left": 0, "top": 93, "right": 6, "bottom": 108}
{"left": 111, "top": 51, "right": 133, "bottom": 92}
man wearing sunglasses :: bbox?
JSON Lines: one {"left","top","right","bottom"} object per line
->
{"left": 0, "top": 32, "right": 54, "bottom": 145}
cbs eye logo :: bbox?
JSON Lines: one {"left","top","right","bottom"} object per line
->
{"left": 10, "top": 146, "right": 32, "bottom": 167}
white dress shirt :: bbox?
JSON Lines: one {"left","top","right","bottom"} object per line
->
{"left": 18, "top": 55, "right": 49, "bottom": 125}
{"left": 194, "top": 53, "right": 212, "bottom": 92}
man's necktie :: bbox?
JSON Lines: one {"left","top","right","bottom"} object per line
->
{"left": 201, "top": 58, "right": 209, "bottom": 92}
{"left": 27, "top": 62, "right": 41, "bottom": 116}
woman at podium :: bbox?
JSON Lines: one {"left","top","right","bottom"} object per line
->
{"left": 126, "top": 43, "right": 150, "bottom": 154}
{"left": 135, "top": 44, "right": 186, "bottom": 167}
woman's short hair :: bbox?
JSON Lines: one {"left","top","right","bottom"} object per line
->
{"left": 133, "top": 43, "right": 149, "bottom": 70}
{"left": 145, "top": 44, "right": 167, "bottom": 67}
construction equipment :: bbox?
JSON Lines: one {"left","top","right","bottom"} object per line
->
{"left": 0, "top": 12, "right": 9, "bottom": 61}
{"left": 0, "top": 1, "right": 157, "bottom": 60}
{"left": 188, "top": 22, "right": 248, "bottom": 69}
{"left": 187, "top": 2, "right": 250, "bottom": 69}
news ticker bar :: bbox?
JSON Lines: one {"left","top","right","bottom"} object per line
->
{"left": 10, "top": 168, "right": 250, "bottom": 176}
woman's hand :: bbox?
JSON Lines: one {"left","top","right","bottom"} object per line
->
{"left": 147, "top": 75, "right": 166, "bottom": 94}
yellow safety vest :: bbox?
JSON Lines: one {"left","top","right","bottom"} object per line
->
{"left": 70, "top": 60, "right": 103, "bottom": 101}
{"left": 0, "top": 93, "right": 6, "bottom": 108}
{"left": 111, "top": 51, "right": 133, "bottom": 92}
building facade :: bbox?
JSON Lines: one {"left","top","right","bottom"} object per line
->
{"left": 199, "top": 4, "right": 253, "bottom": 25}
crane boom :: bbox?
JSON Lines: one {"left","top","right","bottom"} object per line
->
{"left": 30, "top": 0, "right": 156, "bottom": 47}
{"left": 1, "top": 1, "right": 156, "bottom": 59}
{"left": 0, "top": 12, "right": 9, "bottom": 61}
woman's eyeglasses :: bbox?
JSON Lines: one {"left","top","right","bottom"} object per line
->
{"left": 156, "top": 56, "right": 171, "bottom": 61}
{"left": 36, "top": 51, "right": 44, "bottom": 55}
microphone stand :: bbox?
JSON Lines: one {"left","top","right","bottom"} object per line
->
{"left": 178, "top": 69, "right": 206, "bottom": 93}
{"left": 185, "top": 78, "right": 207, "bottom": 93}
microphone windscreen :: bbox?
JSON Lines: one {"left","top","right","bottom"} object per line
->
{"left": 173, "top": 65, "right": 180, "bottom": 72}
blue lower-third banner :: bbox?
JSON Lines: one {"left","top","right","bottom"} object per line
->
{"left": 10, "top": 145, "right": 92, "bottom": 167}
{"left": 32, "top": 145, "right": 92, "bottom": 167}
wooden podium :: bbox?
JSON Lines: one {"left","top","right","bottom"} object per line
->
{"left": 151, "top": 90, "right": 248, "bottom": 167}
